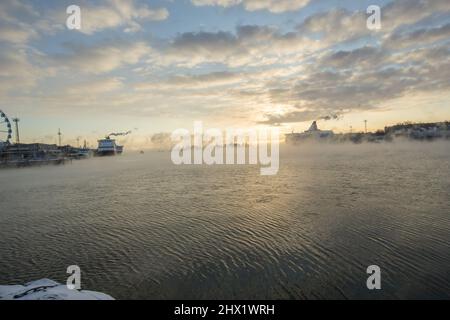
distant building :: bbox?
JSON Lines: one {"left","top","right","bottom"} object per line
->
{"left": 285, "top": 121, "right": 449, "bottom": 145}
{"left": 0, "top": 143, "right": 61, "bottom": 164}
{"left": 285, "top": 121, "right": 334, "bottom": 144}
{"left": 384, "top": 122, "right": 450, "bottom": 140}
{"left": 58, "top": 145, "right": 93, "bottom": 159}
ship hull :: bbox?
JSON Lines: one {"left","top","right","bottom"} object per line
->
{"left": 96, "top": 138, "right": 123, "bottom": 156}
{"left": 95, "top": 150, "right": 117, "bottom": 156}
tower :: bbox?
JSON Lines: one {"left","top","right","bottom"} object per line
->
{"left": 12, "top": 118, "right": 20, "bottom": 144}
{"left": 58, "top": 128, "right": 62, "bottom": 146}
{"left": 364, "top": 120, "right": 368, "bottom": 134}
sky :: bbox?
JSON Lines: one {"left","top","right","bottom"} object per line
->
{"left": 0, "top": 0, "right": 449, "bottom": 149}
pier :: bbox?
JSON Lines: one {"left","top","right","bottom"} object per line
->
{"left": 0, "top": 143, "right": 93, "bottom": 168}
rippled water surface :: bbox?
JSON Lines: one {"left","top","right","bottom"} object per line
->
{"left": 1, "top": 142, "right": 449, "bottom": 299}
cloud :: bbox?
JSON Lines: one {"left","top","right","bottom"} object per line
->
{"left": 296, "top": 8, "right": 368, "bottom": 43}
{"left": 382, "top": 0, "right": 450, "bottom": 31}
{"left": 249, "top": 0, "right": 450, "bottom": 125}
{"left": 258, "top": 110, "right": 332, "bottom": 125}
{"left": 75, "top": 0, "right": 169, "bottom": 34}
{"left": 135, "top": 71, "right": 244, "bottom": 91}
{"left": 294, "top": 0, "right": 450, "bottom": 45}
{"left": 0, "top": 0, "right": 169, "bottom": 42}
{"left": 259, "top": 41, "right": 450, "bottom": 125}
{"left": 0, "top": 21, "right": 36, "bottom": 44}
{"left": 170, "top": 71, "right": 242, "bottom": 86}
{"left": 162, "top": 0, "right": 450, "bottom": 69}
{"left": 157, "top": 24, "right": 322, "bottom": 68}
{"left": 320, "top": 46, "right": 387, "bottom": 69}
{"left": 51, "top": 41, "right": 151, "bottom": 74}
{"left": 384, "top": 23, "right": 450, "bottom": 49}
{"left": 65, "top": 77, "right": 123, "bottom": 95}
{"left": 191, "top": 0, "right": 310, "bottom": 13}
{"left": 0, "top": 46, "right": 43, "bottom": 94}
{"left": 0, "top": 0, "right": 40, "bottom": 44}
{"left": 170, "top": 30, "right": 240, "bottom": 62}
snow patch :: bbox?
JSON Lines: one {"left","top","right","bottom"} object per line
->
{"left": 0, "top": 279, "right": 114, "bottom": 300}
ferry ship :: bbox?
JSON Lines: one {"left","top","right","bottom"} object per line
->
{"left": 96, "top": 138, "right": 123, "bottom": 156}
{"left": 285, "top": 121, "right": 334, "bottom": 144}
{"left": 95, "top": 131, "right": 130, "bottom": 156}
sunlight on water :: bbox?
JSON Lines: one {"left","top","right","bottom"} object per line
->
{"left": 0, "top": 142, "right": 449, "bottom": 299}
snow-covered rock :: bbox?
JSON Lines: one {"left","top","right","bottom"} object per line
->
{"left": 0, "top": 279, "right": 114, "bottom": 300}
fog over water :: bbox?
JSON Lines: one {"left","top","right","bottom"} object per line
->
{"left": 0, "top": 142, "right": 449, "bottom": 299}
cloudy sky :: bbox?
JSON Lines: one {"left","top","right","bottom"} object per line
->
{"left": 1, "top": 0, "right": 449, "bottom": 148}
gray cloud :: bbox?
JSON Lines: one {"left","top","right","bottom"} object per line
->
{"left": 382, "top": 0, "right": 450, "bottom": 31}
{"left": 321, "top": 47, "right": 387, "bottom": 69}
{"left": 191, "top": 0, "right": 310, "bottom": 13}
{"left": 384, "top": 23, "right": 450, "bottom": 49}
{"left": 259, "top": 41, "right": 450, "bottom": 125}
{"left": 50, "top": 40, "right": 151, "bottom": 74}
{"left": 47, "top": 0, "right": 169, "bottom": 35}
{"left": 296, "top": 8, "right": 368, "bottom": 43}
{"left": 147, "top": 71, "right": 243, "bottom": 90}
{"left": 258, "top": 110, "right": 343, "bottom": 125}
{"left": 161, "top": 24, "right": 322, "bottom": 67}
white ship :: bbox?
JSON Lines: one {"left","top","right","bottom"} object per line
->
{"left": 96, "top": 138, "right": 123, "bottom": 156}
{"left": 285, "top": 121, "right": 334, "bottom": 144}
{"left": 95, "top": 131, "right": 130, "bottom": 156}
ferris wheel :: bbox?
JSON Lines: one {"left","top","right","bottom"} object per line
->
{"left": 0, "top": 110, "right": 13, "bottom": 145}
